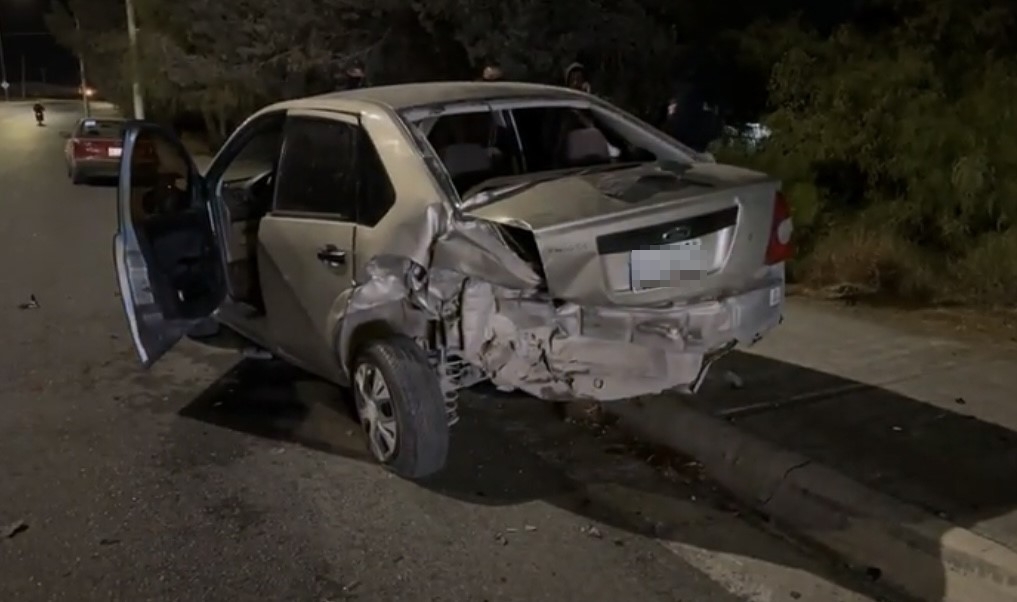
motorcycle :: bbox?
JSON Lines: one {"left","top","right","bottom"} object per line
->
{"left": 34, "top": 111, "right": 44, "bottom": 126}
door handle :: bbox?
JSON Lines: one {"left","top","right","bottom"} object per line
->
{"left": 316, "top": 244, "right": 347, "bottom": 266}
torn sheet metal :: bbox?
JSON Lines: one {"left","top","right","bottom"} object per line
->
{"left": 430, "top": 219, "right": 542, "bottom": 290}
{"left": 329, "top": 202, "right": 541, "bottom": 380}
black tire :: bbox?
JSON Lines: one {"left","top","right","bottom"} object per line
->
{"left": 352, "top": 336, "right": 449, "bottom": 480}
{"left": 71, "top": 168, "right": 85, "bottom": 185}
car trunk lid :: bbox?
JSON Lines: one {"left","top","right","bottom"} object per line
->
{"left": 464, "top": 163, "right": 783, "bottom": 306}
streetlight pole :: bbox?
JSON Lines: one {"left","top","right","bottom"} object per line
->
{"left": 73, "top": 17, "right": 90, "bottom": 117}
{"left": 124, "top": 0, "right": 144, "bottom": 119}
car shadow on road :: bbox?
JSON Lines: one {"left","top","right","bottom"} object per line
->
{"left": 175, "top": 353, "right": 1017, "bottom": 601}
{"left": 78, "top": 176, "right": 119, "bottom": 187}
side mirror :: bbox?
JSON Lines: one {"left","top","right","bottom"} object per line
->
{"left": 59, "top": 131, "right": 72, "bottom": 139}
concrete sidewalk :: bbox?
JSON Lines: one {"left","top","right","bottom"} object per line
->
{"left": 608, "top": 298, "right": 1017, "bottom": 602}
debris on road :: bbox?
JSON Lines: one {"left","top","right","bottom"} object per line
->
{"left": 99, "top": 537, "right": 120, "bottom": 546}
{"left": 494, "top": 532, "right": 508, "bottom": 545}
{"left": 2, "top": 519, "right": 28, "bottom": 539}
{"left": 17, "top": 294, "right": 40, "bottom": 310}
{"left": 580, "top": 524, "right": 603, "bottom": 539}
{"left": 954, "top": 396, "right": 967, "bottom": 405}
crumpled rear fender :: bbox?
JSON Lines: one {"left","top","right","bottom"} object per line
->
{"left": 330, "top": 214, "right": 542, "bottom": 383}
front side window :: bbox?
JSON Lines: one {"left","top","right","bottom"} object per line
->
{"left": 220, "top": 120, "right": 285, "bottom": 185}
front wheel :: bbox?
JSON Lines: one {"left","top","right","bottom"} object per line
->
{"left": 352, "top": 336, "right": 449, "bottom": 480}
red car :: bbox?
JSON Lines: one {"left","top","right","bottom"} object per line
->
{"left": 64, "top": 118, "right": 126, "bottom": 184}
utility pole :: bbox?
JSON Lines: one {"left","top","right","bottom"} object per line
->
{"left": 0, "top": 25, "right": 9, "bottom": 102}
{"left": 74, "top": 18, "right": 90, "bottom": 117}
{"left": 124, "top": 0, "right": 144, "bottom": 119}
{"left": 20, "top": 54, "right": 25, "bottom": 99}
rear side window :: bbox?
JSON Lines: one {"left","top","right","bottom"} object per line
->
{"left": 274, "top": 117, "right": 359, "bottom": 219}
{"left": 274, "top": 116, "right": 395, "bottom": 226}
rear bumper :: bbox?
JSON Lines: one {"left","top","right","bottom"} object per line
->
{"left": 461, "top": 266, "right": 786, "bottom": 401}
{"left": 72, "top": 158, "right": 121, "bottom": 179}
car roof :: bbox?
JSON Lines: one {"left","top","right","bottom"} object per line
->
{"left": 266, "top": 81, "right": 588, "bottom": 113}
{"left": 78, "top": 116, "right": 125, "bottom": 123}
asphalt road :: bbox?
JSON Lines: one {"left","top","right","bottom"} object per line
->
{"left": 0, "top": 100, "right": 893, "bottom": 602}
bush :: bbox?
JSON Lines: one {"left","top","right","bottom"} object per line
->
{"left": 950, "top": 231, "right": 1017, "bottom": 305}
{"left": 714, "top": 1, "right": 1017, "bottom": 309}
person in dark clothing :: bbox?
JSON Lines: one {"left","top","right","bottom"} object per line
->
{"left": 564, "top": 62, "right": 592, "bottom": 93}
{"left": 661, "top": 88, "right": 721, "bottom": 153}
{"left": 343, "top": 61, "right": 367, "bottom": 90}
{"left": 33, "top": 102, "right": 45, "bottom": 124}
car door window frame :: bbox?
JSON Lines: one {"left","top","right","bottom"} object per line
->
{"left": 270, "top": 109, "right": 362, "bottom": 223}
{"left": 205, "top": 111, "right": 287, "bottom": 199}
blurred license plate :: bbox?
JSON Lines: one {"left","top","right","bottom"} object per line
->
{"left": 108, "top": 147, "right": 122, "bottom": 157}
{"left": 630, "top": 237, "right": 704, "bottom": 290}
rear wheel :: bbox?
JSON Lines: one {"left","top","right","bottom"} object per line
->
{"left": 70, "top": 167, "right": 85, "bottom": 185}
{"left": 352, "top": 336, "right": 449, "bottom": 480}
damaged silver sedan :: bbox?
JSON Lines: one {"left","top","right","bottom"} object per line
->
{"left": 113, "top": 82, "right": 791, "bottom": 479}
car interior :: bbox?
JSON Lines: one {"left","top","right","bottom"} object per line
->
{"left": 220, "top": 166, "right": 277, "bottom": 312}
{"left": 217, "top": 124, "right": 286, "bottom": 313}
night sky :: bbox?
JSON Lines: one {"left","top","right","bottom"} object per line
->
{"left": 0, "top": 0, "right": 77, "bottom": 86}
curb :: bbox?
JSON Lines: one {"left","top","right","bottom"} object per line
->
{"left": 604, "top": 397, "right": 1017, "bottom": 602}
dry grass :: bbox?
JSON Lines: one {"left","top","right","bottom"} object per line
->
{"left": 789, "top": 220, "right": 1017, "bottom": 344}
{"left": 949, "top": 230, "right": 1017, "bottom": 305}
{"left": 795, "top": 223, "right": 938, "bottom": 303}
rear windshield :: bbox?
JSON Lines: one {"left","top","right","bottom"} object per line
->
{"left": 76, "top": 119, "right": 124, "bottom": 139}
{"left": 402, "top": 101, "right": 695, "bottom": 202}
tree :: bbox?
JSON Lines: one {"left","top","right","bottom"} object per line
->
{"left": 133, "top": 0, "right": 400, "bottom": 143}
{"left": 45, "top": 0, "right": 131, "bottom": 111}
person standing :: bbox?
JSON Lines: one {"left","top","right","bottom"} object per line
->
{"left": 564, "top": 62, "right": 592, "bottom": 93}
{"left": 343, "top": 61, "right": 367, "bottom": 90}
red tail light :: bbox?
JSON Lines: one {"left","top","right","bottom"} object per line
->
{"left": 765, "top": 191, "right": 793, "bottom": 265}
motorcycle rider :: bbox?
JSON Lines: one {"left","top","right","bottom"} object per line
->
{"left": 32, "top": 101, "right": 45, "bottom": 125}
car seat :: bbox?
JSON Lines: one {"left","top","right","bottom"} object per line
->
{"left": 440, "top": 143, "right": 494, "bottom": 195}
{"left": 564, "top": 127, "right": 611, "bottom": 167}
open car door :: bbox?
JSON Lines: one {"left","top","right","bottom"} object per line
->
{"left": 114, "top": 122, "right": 227, "bottom": 367}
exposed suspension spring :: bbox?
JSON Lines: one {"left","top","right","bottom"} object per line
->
{"left": 432, "top": 348, "right": 470, "bottom": 427}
